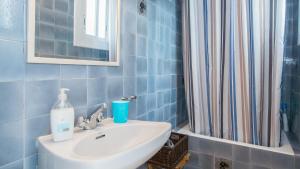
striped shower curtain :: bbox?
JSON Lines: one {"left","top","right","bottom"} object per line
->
{"left": 182, "top": 0, "right": 286, "bottom": 147}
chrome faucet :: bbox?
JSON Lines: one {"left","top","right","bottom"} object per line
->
{"left": 77, "top": 103, "right": 107, "bottom": 130}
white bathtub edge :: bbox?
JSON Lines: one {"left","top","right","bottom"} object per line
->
{"left": 177, "top": 125, "right": 294, "bottom": 156}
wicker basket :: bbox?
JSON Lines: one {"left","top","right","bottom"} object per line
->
{"left": 148, "top": 132, "right": 188, "bottom": 169}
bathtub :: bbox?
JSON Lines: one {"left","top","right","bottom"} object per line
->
{"left": 177, "top": 124, "right": 294, "bottom": 155}
{"left": 177, "top": 125, "right": 295, "bottom": 169}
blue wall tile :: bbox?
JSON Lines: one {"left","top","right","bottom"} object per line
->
{"left": 123, "top": 55, "right": 136, "bottom": 77}
{"left": 148, "top": 58, "right": 156, "bottom": 75}
{"left": 106, "top": 77, "right": 123, "bottom": 100}
{"left": 124, "top": 77, "right": 136, "bottom": 96}
{"left": 137, "top": 17, "right": 147, "bottom": 36}
{"left": 147, "top": 76, "right": 156, "bottom": 93}
{"left": 25, "top": 80, "right": 59, "bottom": 118}
{"left": 0, "top": 0, "right": 25, "bottom": 41}
{"left": 0, "top": 40, "right": 25, "bottom": 82}
{"left": 147, "top": 93, "right": 157, "bottom": 112}
{"left": 61, "top": 79, "right": 87, "bottom": 107}
{"left": 26, "top": 64, "right": 60, "bottom": 80}
{"left": 0, "top": 81, "right": 24, "bottom": 124}
{"left": 128, "top": 101, "right": 137, "bottom": 119}
{"left": 171, "top": 89, "right": 177, "bottom": 103}
{"left": 122, "top": 11, "right": 137, "bottom": 34}
{"left": 156, "top": 107, "right": 164, "bottom": 121}
{"left": 61, "top": 65, "right": 87, "bottom": 79}
{"left": 137, "top": 95, "right": 147, "bottom": 116}
{"left": 137, "top": 57, "right": 148, "bottom": 75}
{"left": 87, "top": 77, "right": 107, "bottom": 106}
{"left": 121, "top": 33, "right": 136, "bottom": 56}
{"left": 24, "top": 154, "right": 37, "bottom": 169}
{"left": 0, "top": 160, "right": 23, "bottom": 169}
{"left": 25, "top": 115, "right": 50, "bottom": 156}
{"left": 137, "top": 114, "right": 148, "bottom": 121}
{"left": 157, "top": 91, "right": 164, "bottom": 108}
{"left": 164, "top": 90, "right": 171, "bottom": 104}
{"left": 148, "top": 111, "right": 155, "bottom": 121}
{"left": 164, "top": 105, "right": 171, "bottom": 121}
{"left": 88, "top": 66, "right": 107, "bottom": 78}
{"left": 137, "top": 36, "right": 147, "bottom": 57}
{"left": 107, "top": 64, "right": 123, "bottom": 76}
{"left": 137, "top": 76, "right": 148, "bottom": 95}
{"left": 0, "top": 121, "right": 23, "bottom": 166}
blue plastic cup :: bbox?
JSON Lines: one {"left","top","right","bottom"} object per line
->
{"left": 112, "top": 100, "right": 130, "bottom": 123}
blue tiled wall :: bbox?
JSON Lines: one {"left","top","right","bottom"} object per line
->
{"left": 0, "top": 0, "right": 187, "bottom": 168}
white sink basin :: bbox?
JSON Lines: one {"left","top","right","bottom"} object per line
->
{"left": 37, "top": 119, "right": 171, "bottom": 169}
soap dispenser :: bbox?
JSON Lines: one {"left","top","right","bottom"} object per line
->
{"left": 50, "top": 88, "right": 75, "bottom": 142}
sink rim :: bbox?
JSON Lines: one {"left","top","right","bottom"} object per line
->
{"left": 72, "top": 123, "right": 169, "bottom": 158}
{"left": 71, "top": 122, "right": 171, "bottom": 160}
{"left": 38, "top": 119, "right": 171, "bottom": 163}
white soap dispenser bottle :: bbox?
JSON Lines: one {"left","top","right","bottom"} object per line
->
{"left": 50, "top": 88, "right": 75, "bottom": 142}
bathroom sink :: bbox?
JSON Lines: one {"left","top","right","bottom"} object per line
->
{"left": 37, "top": 119, "right": 171, "bottom": 169}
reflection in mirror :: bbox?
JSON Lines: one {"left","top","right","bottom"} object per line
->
{"left": 74, "top": 0, "right": 109, "bottom": 52}
{"left": 27, "top": 0, "right": 120, "bottom": 66}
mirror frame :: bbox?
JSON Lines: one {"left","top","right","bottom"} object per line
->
{"left": 27, "top": 0, "right": 121, "bottom": 66}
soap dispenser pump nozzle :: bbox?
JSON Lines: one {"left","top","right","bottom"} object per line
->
{"left": 58, "top": 88, "right": 69, "bottom": 101}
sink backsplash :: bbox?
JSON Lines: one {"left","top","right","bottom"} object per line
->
{"left": 0, "top": 0, "right": 187, "bottom": 168}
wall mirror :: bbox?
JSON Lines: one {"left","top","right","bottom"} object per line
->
{"left": 27, "top": 0, "right": 121, "bottom": 66}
